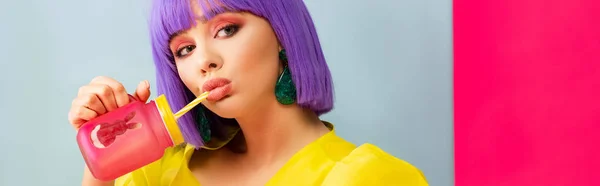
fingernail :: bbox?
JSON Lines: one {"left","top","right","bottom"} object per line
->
{"left": 128, "top": 95, "right": 138, "bottom": 102}
{"left": 143, "top": 80, "right": 150, "bottom": 89}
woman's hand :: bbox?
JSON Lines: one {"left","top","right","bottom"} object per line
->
{"left": 68, "top": 76, "right": 151, "bottom": 130}
{"left": 68, "top": 76, "right": 150, "bottom": 185}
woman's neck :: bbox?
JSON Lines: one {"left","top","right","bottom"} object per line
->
{"left": 233, "top": 101, "right": 330, "bottom": 166}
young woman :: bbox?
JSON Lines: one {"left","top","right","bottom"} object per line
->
{"left": 68, "top": 0, "right": 428, "bottom": 185}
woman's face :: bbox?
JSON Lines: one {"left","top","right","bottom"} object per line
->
{"left": 169, "top": 4, "right": 282, "bottom": 118}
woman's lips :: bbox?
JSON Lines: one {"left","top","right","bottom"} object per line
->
{"left": 202, "top": 78, "right": 232, "bottom": 101}
{"left": 206, "top": 84, "right": 232, "bottom": 101}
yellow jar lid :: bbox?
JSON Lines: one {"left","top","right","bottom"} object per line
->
{"left": 155, "top": 94, "right": 185, "bottom": 145}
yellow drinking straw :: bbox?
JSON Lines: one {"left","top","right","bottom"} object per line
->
{"left": 173, "top": 91, "right": 210, "bottom": 120}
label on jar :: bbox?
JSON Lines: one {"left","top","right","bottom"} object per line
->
{"left": 91, "top": 111, "right": 142, "bottom": 148}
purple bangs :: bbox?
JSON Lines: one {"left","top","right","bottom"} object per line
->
{"left": 148, "top": 0, "right": 334, "bottom": 147}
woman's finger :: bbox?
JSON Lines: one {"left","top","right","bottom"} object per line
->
{"left": 90, "top": 76, "right": 130, "bottom": 108}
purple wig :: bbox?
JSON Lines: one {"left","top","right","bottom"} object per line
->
{"left": 148, "top": 0, "right": 334, "bottom": 147}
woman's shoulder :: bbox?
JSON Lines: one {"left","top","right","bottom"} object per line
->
{"left": 312, "top": 122, "right": 428, "bottom": 185}
{"left": 322, "top": 142, "right": 429, "bottom": 186}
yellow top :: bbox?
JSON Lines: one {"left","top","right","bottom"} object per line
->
{"left": 115, "top": 123, "right": 428, "bottom": 186}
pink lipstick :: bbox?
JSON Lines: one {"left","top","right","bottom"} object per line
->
{"left": 202, "top": 78, "right": 232, "bottom": 101}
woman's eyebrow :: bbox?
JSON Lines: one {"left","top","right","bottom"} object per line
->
{"left": 195, "top": 14, "right": 210, "bottom": 23}
{"left": 168, "top": 8, "right": 234, "bottom": 44}
{"left": 168, "top": 30, "right": 186, "bottom": 45}
{"left": 166, "top": 14, "right": 212, "bottom": 44}
{"left": 195, "top": 8, "right": 236, "bottom": 23}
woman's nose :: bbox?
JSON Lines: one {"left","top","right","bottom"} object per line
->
{"left": 197, "top": 48, "right": 223, "bottom": 74}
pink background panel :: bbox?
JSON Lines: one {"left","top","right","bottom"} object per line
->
{"left": 454, "top": 0, "right": 600, "bottom": 185}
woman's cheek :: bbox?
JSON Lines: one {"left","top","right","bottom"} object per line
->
{"left": 177, "top": 69, "right": 197, "bottom": 94}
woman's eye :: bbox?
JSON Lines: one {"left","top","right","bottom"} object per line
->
{"left": 176, "top": 45, "right": 196, "bottom": 57}
{"left": 215, "top": 24, "right": 240, "bottom": 38}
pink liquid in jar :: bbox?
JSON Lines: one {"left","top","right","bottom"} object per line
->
{"left": 76, "top": 94, "right": 184, "bottom": 181}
